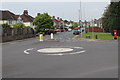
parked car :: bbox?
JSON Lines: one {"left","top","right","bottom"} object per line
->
{"left": 68, "top": 28, "right": 72, "bottom": 32}
{"left": 73, "top": 29, "right": 80, "bottom": 35}
{"left": 55, "top": 29, "right": 62, "bottom": 32}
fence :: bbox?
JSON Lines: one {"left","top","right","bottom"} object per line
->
{"left": 2, "top": 27, "right": 35, "bottom": 42}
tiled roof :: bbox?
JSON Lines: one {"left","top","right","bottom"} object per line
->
{"left": 20, "top": 14, "right": 34, "bottom": 22}
{"left": 0, "top": 10, "right": 17, "bottom": 20}
{"left": 0, "top": 10, "right": 34, "bottom": 22}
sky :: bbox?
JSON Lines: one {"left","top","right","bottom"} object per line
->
{"left": 1, "top": 2, "right": 110, "bottom": 22}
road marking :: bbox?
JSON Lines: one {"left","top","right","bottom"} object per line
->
{"left": 24, "top": 46, "right": 85, "bottom": 56}
{"left": 45, "top": 50, "right": 85, "bottom": 56}
{"left": 37, "top": 48, "right": 73, "bottom": 53}
{"left": 72, "top": 35, "right": 79, "bottom": 39}
{"left": 24, "top": 48, "right": 34, "bottom": 55}
{"left": 69, "top": 50, "right": 85, "bottom": 55}
{"left": 74, "top": 47, "right": 83, "bottom": 49}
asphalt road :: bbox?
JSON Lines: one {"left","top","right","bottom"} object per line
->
{"left": 2, "top": 31, "right": 118, "bottom": 78}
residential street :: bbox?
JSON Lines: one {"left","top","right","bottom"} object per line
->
{"left": 2, "top": 32, "right": 118, "bottom": 78}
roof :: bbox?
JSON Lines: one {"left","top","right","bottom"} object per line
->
{"left": 20, "top": 14, "right": 34, "bottom": 22}
{"left": 16, "top": 14, "right": 34, "bottom": 22}
{"left": 0, "top": 10, "right": 17, "bottom": 20}
{"left": 52, "top": 19, "right": 64, "bottom": 23}
{"left": 0, "top": 10, "right": 34, "bottom": 22}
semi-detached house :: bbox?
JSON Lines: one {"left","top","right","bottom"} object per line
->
{"left": 0, "top": 10, "right": 35, "bottom": 28}
{"left": 0, "top": 10, "right": 18, "bottom": 25}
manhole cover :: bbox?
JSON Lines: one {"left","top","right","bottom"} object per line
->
{"left": 37, "top": 48, "right": 73, "bottom": 53}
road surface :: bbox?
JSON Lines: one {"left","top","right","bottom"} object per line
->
{"left": 2, "top": 31, "right": 118, "bottom": 78}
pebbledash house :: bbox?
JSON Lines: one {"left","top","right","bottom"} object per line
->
{"left": 0, "top": 10, "right": 35, "bottom": 28}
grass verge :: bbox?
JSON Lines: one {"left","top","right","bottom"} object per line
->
{"left": 82, "top": 32, "right": 118, "bottom": 40}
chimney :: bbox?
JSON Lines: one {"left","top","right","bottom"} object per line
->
{"left": 23, "top": 10, "right": 28, "bottom": 15}
{"left": 52, "top": 16, "right": 55, "bottom": 19}
{"left": 37, "top": 13, "right": 40, "bottom": 16}
{"left": 57, "top": 17, "right": 59, "bottom": 20}
{"left": 60, "top": 18, "right": 62, "bottom": 21}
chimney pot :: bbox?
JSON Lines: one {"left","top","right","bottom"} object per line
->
{"left": 52, "top": 16, "right": 55, "bottom": 19}
{"left": 37, "top": 13, "right": 40, "bottom": 16}
{"left": 23, "top": 10, "right": 28, "bottom": 15}
{"left": 57, "top": 17, "right": 59, "bottom": 20}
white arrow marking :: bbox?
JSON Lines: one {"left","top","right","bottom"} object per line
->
{"left": 24, "top": 48, "right": 34, "bottom": 55}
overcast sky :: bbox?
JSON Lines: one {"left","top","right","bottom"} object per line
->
{"left": 1, "top": 2, "right": 110, "bottom": 22}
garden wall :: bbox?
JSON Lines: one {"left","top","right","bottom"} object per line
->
{"left": 87, "top": 28, "right": 104, "bottom": 32}
{"left": 2, "top": 27, "right": 35, "bottom": 42}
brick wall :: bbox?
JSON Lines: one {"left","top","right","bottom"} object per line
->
{"left": 87, "top": 28, "right": 104, "bottom": 32}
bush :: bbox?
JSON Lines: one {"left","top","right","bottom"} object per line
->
{"left": 13, "top": 23, "right": 25, "bottom": 28}
{"left": 24, "top": 26, "right": 32, "bottom": 28}
{"left": 1, "top": 23, "right": 10, "bottom": 28}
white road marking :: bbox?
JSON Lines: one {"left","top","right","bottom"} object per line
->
{"left": 24, "top": 48, "right": 34, "bottom": 55}
{"left": 72, "top": 35, "right": 79, "bottom": 39}
{"left": 44, "top": 50, "right": 86, "bottom": 56}
{"left": 69, "top": 50, "right": 85, "bottom": 55}
{"left": 46, "top": 53, "right": 64, "bottom": 56}
{"left": 74, "top": 47, "right": 84, "bottom": 49}
{"left": 24, "top": 46, "right": 85, "bottom": 56}
{"left": 37, "top": 48, "right": 73, "bottom": 53}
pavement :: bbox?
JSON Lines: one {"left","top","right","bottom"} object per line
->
{"left": 2, "top": 31, "right": 118, "bottom": 78}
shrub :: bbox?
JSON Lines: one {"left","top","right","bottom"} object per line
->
{"left": 1, "top": 23, "right": 10, "bottom": 28}
{"left": 13, "top": 23, "right": 25, "bottom": 28}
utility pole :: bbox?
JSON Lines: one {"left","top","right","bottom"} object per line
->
{"left": 79, "top": 0, "right": 82, "bottom": 38}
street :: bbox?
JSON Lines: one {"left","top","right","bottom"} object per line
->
{"left": 2, "top": 31, "right": 118, "bottom": 78}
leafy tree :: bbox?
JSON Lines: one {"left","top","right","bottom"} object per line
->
{"left": 13, "top": 23, "right": 25, "bottom": 28}
{"left": 72, "top": 23, "right": 78, "bottom": 28}
{"left": 64, "top": 20, "right": 68, "bottom": 23}
{"left": 24, "top": 26, "right": 32, "bottom": 28}
{"left": 1, "top": 23, "right": 10, "bottom": 28}
{"left": 33, "top": 13, "right": 53, "bottom": 33}
{"left": 102, "top": 1, "right": 120, "bottom": 35}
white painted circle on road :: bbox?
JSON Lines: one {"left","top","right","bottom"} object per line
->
{"left": 37, "top": 48, "right": 73, "bottom": 53}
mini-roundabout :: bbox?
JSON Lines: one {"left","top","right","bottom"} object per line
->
{"left": 24, "top": 46, "right": 86, "bottom": 56}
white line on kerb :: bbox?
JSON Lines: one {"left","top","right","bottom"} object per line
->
{"left": 24, "top": 48, "right": 34, "bottom": 55}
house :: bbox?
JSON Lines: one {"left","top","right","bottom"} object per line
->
{"left": 66, "top": 21, "right": 73, "bottom": 28}
{"left": 0, "top": 10, "right": 35, "bottom": 28}
{"left": 90, "top": 18, "right": 102, "bottom": 28}
{"left": 16, "top": 10, "right": 35, "bottom": 28}
{"left": 52, "top": 16, "right": 60, "bottom": 28}
{"left": 52, "top": 16, "right": 65, "bottom": 29}
{"left": 0, "top": 10, "right": 18, "bottom": 25}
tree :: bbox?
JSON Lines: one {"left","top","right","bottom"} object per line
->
{"left": 72, "top": 23, "right": 78, "bottom": 28}
{"left": 13, "top": 23, "right": 25, "bottom": 28}
{"left": 1, "top": 23, "right": 10, "bottom": 28}
{"left": 33, "top": 13, "right": 53, "bottom": 33}
{"left": 102, "top": 1, "right": 120, "bottom": 35}
{"left": 64, "top": 20, "right": 68, "bottom": 23}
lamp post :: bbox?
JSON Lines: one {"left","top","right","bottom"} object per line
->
{"left": 79, "top": 0, "right": 83, "bottom": 38}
